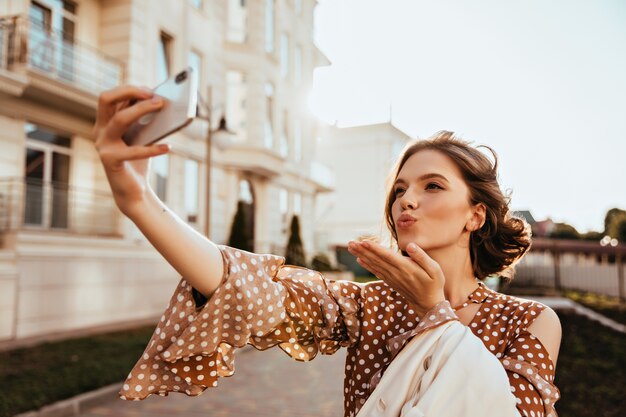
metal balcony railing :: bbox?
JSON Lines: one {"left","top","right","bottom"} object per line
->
{"left": 0, "top": 177, "right": 121, "bottom": 237}
{"left": 0, "top": 14, "right": 123, "bottom": 92}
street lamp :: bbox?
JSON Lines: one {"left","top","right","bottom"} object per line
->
{"left": 195, "top": 86, "right": 236, "bottom": 238}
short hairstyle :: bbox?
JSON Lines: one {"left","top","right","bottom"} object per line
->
{"left": 383, "top": 131, "right": 532, "bottom": 282}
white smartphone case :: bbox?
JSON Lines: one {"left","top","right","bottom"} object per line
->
{"left": 122, "top": 67, "right": 198, "bottom": 147}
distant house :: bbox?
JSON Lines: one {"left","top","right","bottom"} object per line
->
{"left": 512, "top": 210, "right": 555, "bottom": 237}
{"left": 315, "top": 122, "right": 412, "bottom": 274}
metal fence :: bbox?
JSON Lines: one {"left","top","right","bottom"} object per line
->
{"left": 0, "top": 177, "right": 121, "bottom": 237}
{"left": 513, "top": 238, "right": 626, "bottom": 301}
{"left": 0, "top": 14, "right": 123, "bottom": 91}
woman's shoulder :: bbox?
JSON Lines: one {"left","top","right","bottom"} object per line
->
{"left": 483, "top": 286, "right": 551, "bottom": 330}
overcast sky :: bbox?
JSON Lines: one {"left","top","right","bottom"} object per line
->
{"left": 309, "top": 0, "right": 626, "bottom": 234}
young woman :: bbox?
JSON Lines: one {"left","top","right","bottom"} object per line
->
{"left": 94, "top": 86, "right": 562, "bottom": 417}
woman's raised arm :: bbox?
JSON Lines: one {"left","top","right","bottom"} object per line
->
{"left": 93, "top": 85, "right": 223, "bottom": 298}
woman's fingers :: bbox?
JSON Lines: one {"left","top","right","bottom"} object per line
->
{"left": 97, "top": 85, "right": 153, "bottom": 121}
{"left": 355, "top": 257, "right": 384, "bottom": 279}
{"left": 104, "top": 96, "right": 164, "bottom": 139}
{"left": 99, "top": 143, "right": 170, "bottom": 167}
{"left": 406, "top": 243, "right": 444, "bottom": 283}
{"left": 350, "top": 241, "right": 405, "bottom": 276}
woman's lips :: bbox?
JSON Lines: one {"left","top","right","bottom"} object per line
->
{"left": 397, "top": 219, "right": 416, "bottom": 229}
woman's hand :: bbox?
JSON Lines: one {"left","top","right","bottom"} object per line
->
{"left": 93, "top": 85, "right": 169, "bottom": 216}
{"left": 347, "top": 240, "right": 446, "bottom": 318}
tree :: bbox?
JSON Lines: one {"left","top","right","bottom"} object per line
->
{"left": 227, "top": 200, "right": 253, "bottom": 252}
{"left": 604, "top": 208, "right": 626, "bottom": 237}
{"left": 617, "top": 217, "right": 626, "bottom": 243}
{"left": 580, "top": 231, "right": 604, "bottom": 241}
{"left": 285, "top": 215, "right": 307, "bottom": 267}
{"left": 548, "top": 223, "right": 580, "bottom": 240}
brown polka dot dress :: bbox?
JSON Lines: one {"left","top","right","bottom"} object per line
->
{"left": 119, "top": 245, "right": 561, "bottom": 417}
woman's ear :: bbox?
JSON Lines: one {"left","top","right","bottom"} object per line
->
{"left": 467, "top": 203, "right": 487, "bottom": 231}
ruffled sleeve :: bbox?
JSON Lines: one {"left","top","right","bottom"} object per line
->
{"left": 119, "top": 244, "right": 363, "bottom": 401}
{"left": 500, "top": 310, "right": 561, "bottom": 417}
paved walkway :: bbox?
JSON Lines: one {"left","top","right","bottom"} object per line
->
{"left": 77, "top": 347, "right": 346, "bottom": 417}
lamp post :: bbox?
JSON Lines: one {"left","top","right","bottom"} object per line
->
{"left": 196, "top": 86, "right": 235, "bottom": 238}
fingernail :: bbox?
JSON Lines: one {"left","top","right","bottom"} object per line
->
{"left": 151, "top": 96, "right": 163, "bottom": 104}
{"left": 407, "top": 243, "right": 417, "bottom": 252}
{"left": 158, "top": 144, "right": 170, "bottom": 151}
{"left": 362, "top": 241, "right": 370, "bottom": 248}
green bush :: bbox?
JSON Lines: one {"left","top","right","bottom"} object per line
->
{"left": 0, "top": 325, "right": 155, "bottom": 417}
{"left": 311, "top": 252, "right": 340, "bottom": 271}
{"left": 285, "top": 215, "right": 307, "bottom": 267}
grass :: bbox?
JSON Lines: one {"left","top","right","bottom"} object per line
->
{"left": 501, "top": 282, "right": 626, "bottom": 325}
{"left": 561, "top": 289, "right": 626, "bottom": 325}
{"left": 353, "top": 275, "right": 379, "bottom": 284}
{"left": 0, "top": 325, "right": 156, "bottom": 417}
{"left": 0, "top": 299, "right": 625, "bottom": 417}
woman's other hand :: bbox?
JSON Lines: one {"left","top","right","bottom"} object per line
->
{"left": 93, "top": 85, "right": 168, "bottom": 216}
{"left": 347, "top": 240, "right": 446, "bottom": 318}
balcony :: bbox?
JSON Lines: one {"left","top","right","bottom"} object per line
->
{"left": 0, "top": 15, "right": 124, "bottom": 113}
{"left": 220, "top": 145, "right": 285, "bottom": 179}
{"left": 0, "top": 177, "right": 121, "bottom": 238}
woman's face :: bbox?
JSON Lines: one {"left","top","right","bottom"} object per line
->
{"left": 391, "top": 149, "right": 478, "bottom": 252}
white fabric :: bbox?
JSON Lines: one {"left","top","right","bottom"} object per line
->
{"left": 356, "top": 320, "right": 522, "bottom": 417}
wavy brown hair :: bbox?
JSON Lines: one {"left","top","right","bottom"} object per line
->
{"left": 383, "top": 131, "right": 532, "bottom": 282}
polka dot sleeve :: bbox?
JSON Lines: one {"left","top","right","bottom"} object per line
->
{"left": 500, "top": 327, "right": 561, "bottom": 416}
{"left": 118, "top": 244, "right": 363, "bottom": 401}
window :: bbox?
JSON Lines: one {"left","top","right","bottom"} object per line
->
{"left": 293, "top": 192, "right": 302, "bottom": 215}
{"left": 280, "top": 33, "right": 289, "bottom": 78}
{"left": 264, "top": 83, "right": 274, "bottom": 149}
{"left": 189, "top": 0, "right": 202, "bottom": 9}
{"left": 293, "top": 119, "right": 302, "bottom": 162}
{"left": 226, "top": 71, "right": 248, "bottom": 142}
{"left": 157, "top": 31, "right": 173, "bottom": 83}
{"left": 294, "top": 46, "right": 302, "bottom": 85}
{"left": 279, "top": 188, "right": 288, "bottom": 229}
{"left": 184, "top": 159, "right": 199, "bottom": 224}
{"left": 264, "top": 0, "right": 274, "bottom": 53}
{"left": 227, "top": 0, "right": 248, "bottom": 43}
{"left": 188, "top": 50, "right": 202, "bottom": 87}
{"left": 151, "top": 154, "right": 169, "bottom": 202}
{"left": 280, "top": 110, "right": 289, "bottom": 158}
{"left": 29, "top": 1, "right": 77, "bottom": 81}
{"left": 23, "top": 123, "right": 71, "bottom": 229}
{"left": 294, "top": 0, "right": 302, "bottom": 14}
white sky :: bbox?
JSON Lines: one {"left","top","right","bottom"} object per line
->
{"left": 309, "top": 0, "right": 626, "bottom": 234}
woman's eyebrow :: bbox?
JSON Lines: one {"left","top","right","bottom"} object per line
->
{"left": 394, "top": 173, "right": 450, "bottom": 185}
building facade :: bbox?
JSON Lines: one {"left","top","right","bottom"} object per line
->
{"left": 315, "top": 122, "right": 412, "bottom": 269}
{"left": 0, "top": 0, "right": 332, "bottom": 344}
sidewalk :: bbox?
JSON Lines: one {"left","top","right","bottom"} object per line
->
{"left": 80, "top": 347, "right": 346, "bottom": 417}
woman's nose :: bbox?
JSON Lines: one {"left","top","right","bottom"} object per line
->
{"left": 400, "top": 195, "right": 417, "bottom": 210}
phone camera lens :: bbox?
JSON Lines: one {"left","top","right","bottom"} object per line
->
{"left": 175, "top": 71, "right": 188, "bottom": 84}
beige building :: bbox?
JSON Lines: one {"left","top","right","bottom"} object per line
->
{"left": 315, "top": 122, "right": 412, "bottom": 259}
{"left": 0, "top": 0, "right": 332, "bottom": 345}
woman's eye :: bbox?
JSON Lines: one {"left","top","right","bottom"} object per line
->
{"left": 426, "top": 183, "right": 443, "bottom": 190}
{"left": 393, "top": 187, "right": 405, "bottom": 196}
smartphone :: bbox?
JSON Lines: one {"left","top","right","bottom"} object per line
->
{"left": 122, "top": 67, "right": 198, "bottom": 147}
